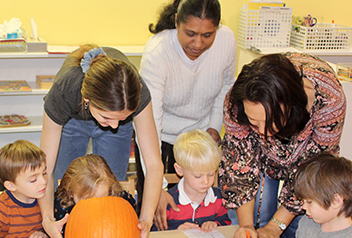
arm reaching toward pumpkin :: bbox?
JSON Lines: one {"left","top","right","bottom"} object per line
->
{"left": 39, "top": 112, "right": 66, "bottom": 238}
{"left": 133, "top": 103, "right": 164, "bottom": 237}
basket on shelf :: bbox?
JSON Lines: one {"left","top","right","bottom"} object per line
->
{"left": 238, "top": 6, "right": 292, "bottom": 49}
{"left": 290, "top": 23, "right": 352, "bottom": 51}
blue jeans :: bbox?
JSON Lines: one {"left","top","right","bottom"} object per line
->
{"left": 228, "top": 173, "right": 302, "bottom": 237}
{"left": 54, "top": 118, "right": 133, "bottom": 187}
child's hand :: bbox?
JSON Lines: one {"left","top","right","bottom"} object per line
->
{"left": 138, "top": 217, "right": 153, "bottom": 238}
{"left": 29, "top": 231, "right": 49, "bottom": 238}
{"left": 201, "top": 221, "right": 218, "bottom": 232}
{"left": 177, "top": 222, "right": 201, "bottom": 230}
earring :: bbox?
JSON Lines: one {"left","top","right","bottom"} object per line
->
{"left": 84, "top": 101, "right": 89, "bottom": 110}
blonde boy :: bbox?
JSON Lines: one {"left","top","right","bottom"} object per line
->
{"left": 0, "top": 140, "right": 48, "bottom": 238}
{"left": 294, "top": 152, "right": 352, "bottom": 238}
{"left": 166, "top": 129, "right": 230, "bottom": 231}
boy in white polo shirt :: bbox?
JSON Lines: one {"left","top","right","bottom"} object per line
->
{"left": 166, "top": 129, "right": 230, "bottom": 232}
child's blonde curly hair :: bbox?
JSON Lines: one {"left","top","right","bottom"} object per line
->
{"left": 55, "top": 154, "right": 122, "bottom": 208}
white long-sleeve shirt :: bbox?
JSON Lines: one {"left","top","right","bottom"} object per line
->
{"left": 140, "top": 25, "right": 237, "bottom": 144}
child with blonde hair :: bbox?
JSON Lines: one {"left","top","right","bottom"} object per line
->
{"left": 54, "top": 154, "right": 135, "bottom": 236}
{"left": 166, "top": 129, "right": 230, "bottom": 231}
{"left": 294, "top": 152, "right": 352, "bottom": 237}
{"left": 0, "top": 140, "right": 48, "bottom": 238}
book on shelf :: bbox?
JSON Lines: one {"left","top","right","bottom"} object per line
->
{"left": 36, "top": 75, "right": 55, "bottom": 89}
{"left": 0, "top": 80, "right": 31, "bottom": 93}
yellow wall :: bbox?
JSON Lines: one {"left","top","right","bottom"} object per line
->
{"left": 2, "top": 0, "right": 351, "bottom": 46}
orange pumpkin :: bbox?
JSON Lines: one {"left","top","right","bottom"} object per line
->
{"left": 65, "top": 196, "right": 140, "bottom": 238}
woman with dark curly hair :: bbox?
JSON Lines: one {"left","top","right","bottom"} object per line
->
{"left": 220, "top": 53, "right": 346, "bottom": 238}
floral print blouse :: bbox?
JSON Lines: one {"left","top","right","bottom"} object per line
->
{"left": 220, "top": 52, "right": 346, "bottom": 215}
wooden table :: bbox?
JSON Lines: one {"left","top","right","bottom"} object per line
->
{"left": 149, "top": 225, "right": 239, "bottom": 238}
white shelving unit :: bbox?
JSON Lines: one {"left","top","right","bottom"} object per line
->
{"left": 0, "top": 46, "right": 144, "bottom": 150}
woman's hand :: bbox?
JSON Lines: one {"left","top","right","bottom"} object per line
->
{"left": 233, "top": 225, "right": 257, "bottom": 238}
{"left": 42, "top": 214, "right": 69, "bottom": 238}
{"left": 154, "top": 189, "right": 179, "bottom": 230}
{"left": 201, "top": 221, "right": 217, "bottom": 232}
{"left": 256, "top": 223, "right": 282, "bottom": 238}
{"left": 177, "top": 222, "right": 200, "bottom": 230}
{"left": 206, "top": 128, "right": 221, "bottom": 146}
{"left": 138, "top": 217, "right": 153, "bottom": 238}
{"left": 256, "top": 206, "right": 293, "bottom": 238}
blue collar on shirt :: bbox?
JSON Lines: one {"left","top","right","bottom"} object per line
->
{"left": 6, "top": 190, "right": 38, "bottom": 208}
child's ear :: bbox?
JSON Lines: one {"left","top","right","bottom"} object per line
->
{"left": 3, "top": 181, "right": 16, "bottom": 192}
{"left": 174, "top": 163, "right": 183, "bottom": 177}
{"left": 331, "top": 193, "right": 344, "bottom": 209}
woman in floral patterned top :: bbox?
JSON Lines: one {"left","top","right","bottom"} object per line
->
{"left": 220, "top": 53, "right": 346, "bottom": 238}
